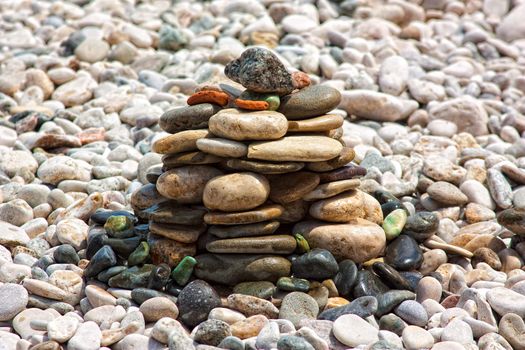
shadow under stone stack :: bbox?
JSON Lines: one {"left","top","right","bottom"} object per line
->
{"left": 131, "top": 47, "right": 377, "bottom": 287}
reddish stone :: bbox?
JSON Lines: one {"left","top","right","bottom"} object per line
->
{"left": 15, "top": 113, "right": 39, "bottom": 133}
{"left": 187, "top": 90, "right": 229, "bottom": 106}
{"left": 148, "top": 234, "right": 196, "bottom": 267}
{"left": 77, "top": 127, "right": 105, "bottom": 145}
{"left": 440, "top": 294, "right": 460, "bottom": 308}
{"left": 234, "top": 98, "right": 269, "bottom": 111}
{"left": 32, "top": 134, "right": 82, "bottom": 150}
{"left": 291, "top": 71, "right": 311, "bottom": 89}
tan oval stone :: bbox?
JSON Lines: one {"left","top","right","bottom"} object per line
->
{"left": 287, "top": 114, "right": 344, "bottom": 132}
{"left": 248, "top": 136, "right": 343, "bottom": 162}
{"left": 303, "top": 179, "right": 361, "bottom": 201}
{"left": 203, "top": 172, "right": 270, "bottom": 212}
{"left": 152, "top": 129, "right": 210, "bottom": 154}
{"left": 297, "top": 218, "right": 386, "bottom": 262}
{"left": 149, "top": 222, "right": 206, "bottom": 243}
{"left": 196, "top": 138, "right": 248, "bottom": 158}
{"left": 306, "top": 147, "right": 355, "bottom": 172}
{"left": 230, "top": 315, "right": 269, "bottom": 339}
{"left": 309, "top": 190, "right": 383, "bottom": 224}
{"left": 156, "top": 165, "right": 223, "bottom": 204}
{"left": 209, "top": 108, "right": 288, "bottom": 141}
{"left": 419, "top": 249, "right": 448, "bottom": 275}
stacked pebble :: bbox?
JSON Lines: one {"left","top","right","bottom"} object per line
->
{"left": 129, "top": 47, "right": 371, "bottom": 289}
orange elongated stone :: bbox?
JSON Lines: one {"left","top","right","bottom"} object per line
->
{"left": 187, "top": 90, "right": 229, "bottom": 106}
{"left": 234, "top": 98, "right": 269, "bottom": 111}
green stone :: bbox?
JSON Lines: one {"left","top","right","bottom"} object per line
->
{"left": 294, "top": 233, "right": 310, "bottom": 253}
{"left": 382, "top": 209, "right": 407, "bottom": 240}
{"left": 171, "top": 256, "right": 197, "bottom": 286}
{"left": 264, "top": 95, "right": 280, "bottom": 111}
{"left": 128, "top": 242, "right": 149, "bottom": 266}
{"left": 239, "top": 91, "right": 280, "bottom": 111}
{"left": 233, "top": 281, "right": 276, "bottom": 299}
{"left": 277, "top": 277, "right": 310, "bottom": 292}
{"left": 97, "top": 266, "right": 127, "bottom": 283}
{"left": 104, "top": 215, "right": 134, "bottom": 238}
{"left": 108, "top": 264, "right": 155, "bottom": 289}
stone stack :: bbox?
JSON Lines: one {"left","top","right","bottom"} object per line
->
{"left": 131, "top": 47, "right": 386, "bottom": 287}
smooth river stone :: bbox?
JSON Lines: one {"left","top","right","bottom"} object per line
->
{"left": 318, "top": 165, "right": 367, "bottom": 183}
{"left": 248, "top": 136, "right": 343, "bottom": 162}
{"left": 306, "top": 147, "right": 355, "bottom": 172}
{"left": 196, "top": 138, "right": 248, "bottom": 158}
{"left": 309, "top": 190, "right": 383, "bottom": 224}
{"left": 224, "top": 47, "right": 294, "bottom": 96}
{"left": 149, "top": 222, "right": 206, "bottom": 243}
{"left": 226, "top": 159, "right": 305, "bottom": 174}
{"left": 296, "top": 219, "right": 386, "bottom": 263}
{"left": 152, "top": 129, "right": 210, "bottom": 154}
{"left": 497, "top": 208, "right": 525, "bottom": 236}
{"left": 159, "top": 103, "right": 221, "bottom": 133}
{"left": 206, "top": 235, "right": 297, "bottom": 254}
{"left": 204, "top": 204, "right": 284, "bottom": 225}
{"left": 209, "top": 109, "right": 288, "bottom": 141}
{"left": 384, "top": 235, "right": 423, "bottom": 271}
{"left": 303, "top": 179, "right": 361, "bottom": 201}
{"left": 143, "top": 202, "right": 206, "bottom": 225}
{"left": 147, "top": 234, "right": 196, "bottom": 267}
{"left": 208, "top": 221, "right": 280, "bottom": 238}
{"left": 333, "top": 314, "right": 379, "bottom": 347}
{"left": 195, "top": 254, "right": 291, "bottom": 285}
{"left": 287, "top": 114, "right": 344, "bottom": 132}
{"left": 156, "top": 166, "right": 223, "bottom": 204}
{"left": 203, "top": 172, "right": 270, "bottom": 212}
{"left": 278, "top": 85, "right": 342, "bottom": 119}
{"left": 269, "top": 172, "right": 320, "bottom": 204}
{"left": 162, "top": 151, "right": 223, "bottom": 167}
{"left": 340, "top": 90, "right": 418, "bottom": 122}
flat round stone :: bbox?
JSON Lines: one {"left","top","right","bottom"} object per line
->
{"left": 226, "top": 159, "right": 305, "bottom": 174}
{"left": 309, "top": 190, "right": 383, "bottom": 224}
{"left": 303, "top": 179, "right": 361, "bottom": 201}
{"left": 206, "top": 235, "right": 297, "bottom": 254}
{"left": 149, "top": 222, "right": 206, "bottom": 243}
{"left": 318, "top": 165, "right": 367, "bottom": 183}
{"left": 248, "top": 136, "right": 343, "bottom": 162}
{"left": 195, "top": 254, "right": 291, "bottom": 285}
{"left": 197, "top": 138, "right": 248, "bottom": 158}
{"left": 152, "top": 129, "right": 210, "bottom": 154}
{"left": 297, "top": 218, "right": 386, "bottom": 263}
{"left": 278, "top": 85, "right": 342, "bottom": 120}
{"left": 204, "top": 204, "right": 284, "bottom": 225}
{"left": 333, "top": 314, "right": 378, "bottom": 347}
{"left": 203, "top": 172, "right": 270, "bottom": 212}
{"left": 208, "top": 221, "right": 280, "bottom": 238}
{"left": 287, "top": 114, "right": 344, "bottom": 132}
{"left": 209, "top": 108, "right": 287, "bottom": 141}
{"left": 497, "top": 208, "right": 525, "bottom": 236}
{"left": 159, "top": 104, "right": 221, "bottom": 133}
{"left": 306, "top": 147, "right": 355, "bottom": 172}
{"left": 162, "top": 151, "right": 222, "bottom": 167}
{"left": 269, "top": 172, "right": 320, "bottom": 204}
{"left": 143, "top": 202, "right": 206, "bottom": 225}
{"left": 156, "top": 166, "right": 223, "bottom": 204}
